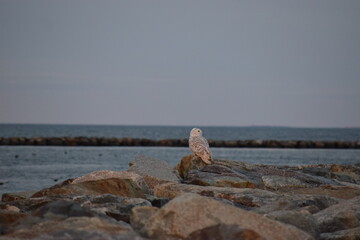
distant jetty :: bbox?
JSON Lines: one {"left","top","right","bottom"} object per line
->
{"left": 0, "top": 137, "right": 359, "bottom": 149}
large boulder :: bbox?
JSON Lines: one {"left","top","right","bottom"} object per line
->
{"left": 128, "top": 155, "right": 180, "bottom": 192}
{"left": 314, "top": 196, "right": 360, "bottom": 233}
{"left": 185, "top": 224, "right": 264, "bottom": 240}
{"left": 130, "top": 193, "right": 313, "bottom": 240}
{"left": 32, "top": 178, "right": 146, "bottom": 198}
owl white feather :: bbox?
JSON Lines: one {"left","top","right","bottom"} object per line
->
{"left": 189, "top": 128, "right": 212, "bottom": 164}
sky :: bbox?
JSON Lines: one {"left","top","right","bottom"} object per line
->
{"left": 0, "top": 0, "right": 359, "bottom": 127}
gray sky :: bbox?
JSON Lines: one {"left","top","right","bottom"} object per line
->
{"left": 1, "top": 0, "right": 359, "bottom": 127}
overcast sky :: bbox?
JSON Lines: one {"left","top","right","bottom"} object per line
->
{"left": 1, "top": 0, "right": 359, "bottom": 127}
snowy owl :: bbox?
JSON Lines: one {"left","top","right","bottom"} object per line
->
{"left": 189, "top": 128, "right": 212, "bottom": 164}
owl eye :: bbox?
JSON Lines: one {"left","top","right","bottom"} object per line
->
{"left": 197, "top": 130, "right": 200, "bottom": 132}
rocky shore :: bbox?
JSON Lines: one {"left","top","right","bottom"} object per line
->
{"left": 0, "top": 137, "right": 359, "bottom": 149}
{"left": 1, "top": 155, "right": 360, "bottom": 239}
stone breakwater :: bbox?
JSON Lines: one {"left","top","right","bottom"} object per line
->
{"left": 1, "top": 155, "right": 360, "bottom": 239}
{"left": 0, "top": 137, "right": 359, "bottom": 148}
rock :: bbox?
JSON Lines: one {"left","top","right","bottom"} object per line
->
{"left": 0, "top": 196, "right": 64, "bottom": 214}
{"left": 130, "top": 193, "right": 313, "bottom": 240}
{"left": 0, "top": 210, "right": 27, "bottom": 234}
{"left": 175, "top": 155, "right": 207, "bottom": 179}
{"left": 302, "top": 167, "right": 330, "bottom": 177}
{"left": 3, "top": 216, "right": 143, "bottom": 240}
{"left": 153, "top": 182, "right": 278, "bottom": 208}
{"left": 1, "top": 191, "right": 37, "bottom": 202}
{"left": 186, "top": 170, "right": 256, "bottom": 188}
{"left": 129, "top": 155, "right": 179, "bottom": 192}
{"left": 254, "top": 193, "right": 339, "bottom": 215}
{"left": 185, "top": 164, "right": 257, "bottom": 188}
{"left": 319, "top": 227, "right": 360, "bottom": 240}
{"left": 32, "top": 177, "right": 146, "bottom": 198}
{"left": 71, "top": 170, "right": 150, "bottom": 194}
{"left": 32, "top": 200, "right": 97, "bottom": 219}
{"left": 144, "top": 195, "right": 170, "bottom": 208}
{"left": 265, "top": 209, "right": 319, "bottom": 237}
{"left": 185, "top": 224, "right": 265, "bottom": 240}
{"left": 129, "top": 206, "right": 160, "bottom": 234}
{"left": 314, "top": 196, "right": 360, "bottom": 233}
{"left": 262, "top": 175, "right": 309, "bottom": 190}
{"left": 275, "top": 185, "right": 360, "bottom": 200}
{"left": 75, "top": 194, "right": 151, "bottom": 223}
{"left": 331, "top": 172, "right": 359, "bottom": 184}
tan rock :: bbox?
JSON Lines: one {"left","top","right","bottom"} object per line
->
{"left": 175, "top": 155, "right": 207, "bottom": 179}
{"left": 1, "top": 191, "right": 37, "bottom": 202}
{"left": 32, "top": 178, "right": 146, "bottom": 198}
{"left": 72, "top": 170, "right": 150, "bottom": 194}
{"left": 185, "top": 224, "right": 264, "bottom": 240}
{"left": 130, "top": 193, "right": 313, "bottom": 240}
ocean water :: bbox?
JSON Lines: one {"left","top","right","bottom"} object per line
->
{"left": 0, "top": 124, "right": 360, "bottom": 196}
{"left": 1, "top": 124, "right": 360, "bottom": 141}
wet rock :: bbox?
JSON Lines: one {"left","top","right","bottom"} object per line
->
{"left": 314, "top": 196, "right": 360, "bottom": 233}
{"left": 265, "top": 209, "right": 319, "bottom": 237}
{"left": 130, "top": 193, "right": 313, "bottom": 240}
{"left": 185, "top": 224, "right": 264, "bottom": 240}
{"left": 32, "top": 177, "right": 146, "bottom": 198}
{"left": 319, "top": 227, "right": 360, "bottom": 240}
{"left": 129, "top": 155, "right": 179, "bottom": 193}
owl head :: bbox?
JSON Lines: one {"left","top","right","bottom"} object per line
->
{"left": 190, "top": 128, "right": 203, "bottom": 137}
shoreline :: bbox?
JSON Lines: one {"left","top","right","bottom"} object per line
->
{"left": 0, "top": 137, "right": 359, "bottom": 149}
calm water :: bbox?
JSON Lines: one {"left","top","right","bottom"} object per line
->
{"left": 0, "top": 124, "right": 359, "bottom": 196}
{"left": 1, "top": 124, "right": 360, "bottom": 141}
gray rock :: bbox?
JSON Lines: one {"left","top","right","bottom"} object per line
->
{"left": 186, "top": 170, "right": 256, "bottom": 188}
{"left": 32, "top": 200, "right": 96, "bottom": 219}
{"left": 262, "top": 175, "right": 309, "bottom": 190}
{"left": 314, "top": 196, "right": 360, "bottom": 233}
{"left": 129, "top": 155, "right": 179, "bottom": 182}
{"left": 130, "top": 193, "right": 313, "bottom": 240}
{"left": 319, "top": 227, "right": 360, "bottom": 240}
{"left": 153, "top": 182, "right": 279, "bottom": 208}
{"left": 70, "top": 194, "right": 151, "bottom": 223}
{"left": 265, "top": 209, "right": 319, "bottom": 237}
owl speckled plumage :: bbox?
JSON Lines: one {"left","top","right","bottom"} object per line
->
{"left": 189, "top": 128, "right": 212, "bottom": 164}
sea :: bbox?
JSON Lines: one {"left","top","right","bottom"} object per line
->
{"left": 1, "top": 124, "right": 360, "bottom": 196}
